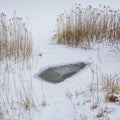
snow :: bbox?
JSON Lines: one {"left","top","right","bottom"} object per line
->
{"left": 0, "top": 0, "right": 120, "bottom": 120}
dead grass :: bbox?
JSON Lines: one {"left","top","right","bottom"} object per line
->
{"left": 0, "top": 71, "right": 38, "bottom": 120}
{"left": 96, "top": 112, "right": 104, "bottom": 118}
{"left": 0, "top": 12, "right": 32, "bottom": 63}
{"left": 88, "top": 66, "right": 120, "bottom": 119}
{"left": 0, "top": 11, "right": 35, "bottom": 118}
{"left": 54, "top": 4, "right": 120, "bottom": 49}
{"left": 0, "top": 108, "right": 3, "bottom": 120}
{"left": 19, "top": 80, "right": 36, "bottom": 110}
{"left": 102, "top": 74, "right": 120, "bottom": 102}
{"left": 89, "top": 65, "right": 120, "bottom": 104}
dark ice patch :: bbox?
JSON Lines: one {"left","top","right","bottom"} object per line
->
{"left": 39, "top": 62, "right": 88, "bottom": 83}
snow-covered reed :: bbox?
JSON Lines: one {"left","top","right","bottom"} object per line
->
{"left": 55, "top": 4, "right": 120, "bottom": 49}
{"left": 0, "top": 12, "right": 32, "bottom": 63}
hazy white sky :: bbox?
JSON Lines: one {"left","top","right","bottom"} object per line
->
{"left": 0, "top": 0, "right": 120, "bottom": 10}
{"left": 0, "top": 0, "right": 119, "bottom": 44}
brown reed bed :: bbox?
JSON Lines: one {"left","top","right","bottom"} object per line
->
{"left": 0, "top": 12, "right": 36, "bottom": 120}
{"left": 54, "top": 4, "right": 120, "bottom": 49}
{"left": 0, "top": 12, "right": 32, "bottom": 63}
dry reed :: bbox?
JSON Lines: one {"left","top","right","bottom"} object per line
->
{"left": 54, "top": 4, "right": 120, "bottom": 48}
{"left": 0, "top": 12, "right": 32, "bottom": 63}
{"left": 0, "top": 12, "right": 36, "bottom": 119}
{"left": 102, "top": 74, "right": 120, "bottom": 102}
{"left": 0, "top": 71, "right": 37, "bottom": 120}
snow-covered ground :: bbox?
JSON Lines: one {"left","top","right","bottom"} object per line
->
{"left": 0, "top": 0, "right": 120, "bottom": 120}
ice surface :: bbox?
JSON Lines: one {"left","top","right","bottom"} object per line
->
{"left": 39, "top": 62, "right": 87, "bottom": 83}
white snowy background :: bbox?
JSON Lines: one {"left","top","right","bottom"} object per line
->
{"left": 0, "top": 0, "right": 120, "bottom": 120}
